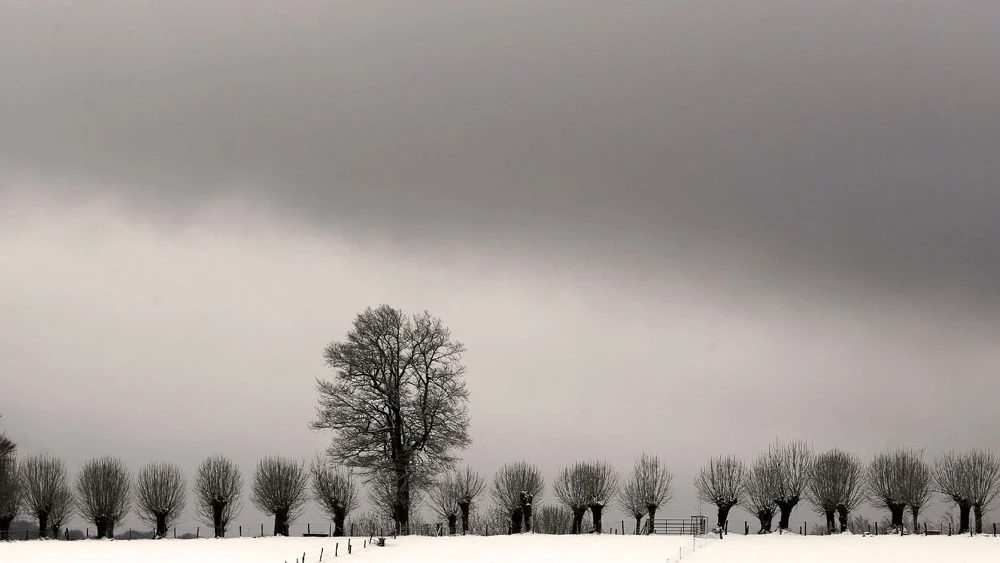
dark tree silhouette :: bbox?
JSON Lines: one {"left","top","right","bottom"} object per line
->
{"left": 311, "top": 305, "right": 471, "bottom": 535}
{"left": 742, "top": 453, "right": 779, "bottom": 533}
{"left": 47, "top": 482, "right": 73, "bottom": 540}
{"left": 619, "top": 452, "right": 673, "bottom": 534}
{"left": 0, "top": 450, "right": 20, "bottom": 540}
{"left": 450, "top": 466, "right": 485, "bottom": 535}
{"left": 76, "top": 456, "right": 131, "bottom": 539}
{"left": 251, "top": 456, "right": 309, "bottom": 536}
{"left": 20, "top": 454, "right": 69, "bottom": 539}
{"left": 367, "top": 470, "right": 426, "bottom": 524}
{"left": 765, "top": 441, "right": 812, "bottom": 531}
{"left": 695, "top": 455, "right": 746, "bottom": 530}
{"left": 135, "top": 462, "right": 187, "bottom": 538}
{"left": 933, "top": 451, "right": 979, "bottom": 534}
{"left": 806, "top": 449, "right": 864, "bottom": 533}
{"left": 194, "top": 454, "right": 243, "bottom": 538}
{"left": 310, "top": 456, "right": 359, "bottom": 537}
{"left": 430, "top": 473, "right": 461, "bottom": 535}
{"left": 582, "top": 461, "right": 618, "bottom": 534}
{"left": 491, "top": 461, "right": 544, "bottom": 534}
{"left": 554, "top": 462, "right": 589, "bottom": 534}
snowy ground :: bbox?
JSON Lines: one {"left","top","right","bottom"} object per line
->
{"left": 1, "top": 532, "right": 998, "bottom": 562}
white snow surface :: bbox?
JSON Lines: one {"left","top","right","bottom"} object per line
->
{"left": 1, "top": 533, "right": 998, "bottom": 562}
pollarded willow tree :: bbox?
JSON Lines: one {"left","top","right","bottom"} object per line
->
{"left": 48, "top": 482, "right": 74, "bottom": 540}
{"left": 582, "top": 460, "right": 618, "bottom": 534}
{"left": 934, "top": 450, "right": 1000, "bottom": 534}
{"left": 135, "top": 462, "right": 187, "bottom": 538}
{"left": 20, "top": 454, "right": 70, "bottom": 539}
{"left": 694, "top": 455, "right": 746, "bottom": 529}
{"left": 251, "top": 456, "right": 309, "bottom": 537}
{"left": 766, "top": 441, "right": 813, "bottom": 531}
{"left": 0, "top": 447, "right": 20, "bottom": 541}
{"left": 806, "top": 449, "right": 864, "bottom": 533}
{"left": 451, "top": 466, "right": 486, "bottom": 535}
{"left": 76, "top": 456, "right": 131, "bottom": 539}
{"left": 867, "top": 447, "right": 930, "bottom": 532}
{"left": 554, "top": 462, "right": 590, "bottom": 534}
{"left": 310, "top": 305, "right": 472, "bottom": 535}
{"left": 619, "top": 452, "right": 673, "bottom": 534}
{"left": 491, "top": 460, "right": 544, "bottom": 534}
{"left": 310, "top": 456, "right": 359, "bottom": 537}
{"left": 742, "top": 453, "right": 780, "bottom": 534}
{"left": 194, "top": 454, "right": 243, "bottom": 538}
{"left": 430, "top": 473, "right": 462, "bottom": 535}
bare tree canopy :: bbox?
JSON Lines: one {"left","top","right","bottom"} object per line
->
{"left": 935, "top": 450, "right": 1000, "bottom": 534}
{"left": 554, "top": 462, "right": 590, "bottom": 534}
{"left": 429, "top": 473, "right": 461, "bottom": 535}
{"left": 765, "top": 441, "right": 813, "bottom": 531}
{"left": 368, "top": 470, "right": 425, "bottom": 524}
{"left": 48, "top": 481, "right": 74, "bottom": 540}
{"left": 310, "top": 455, "right": 359, "bottom": 537}
{"left": 450, "top": 466, "right": 485, "bottom": 535}
{"left": 695, "top": 455, "right": 746, "bottom": 529}
{"left": 76, "top": 456, "right": 131, "bottom": 539}
{"left": 19, "top": 454, "right": 69, "bottom": 539}
{"left": 135, "top": 462, "right": 187, "bottom": 538}
{"left": 491, "top": 460, "right": 544, "bottom": 534}
{"left": 867, "top": 447, "right": 930, "bottom": 532}
{"left": 582, "top": 460, "right": 618, "bottom": 535}
{"left": 806, "top": 448, "right": 864, "bottom": 533}
{"left": 311, "top": 305, "right": 472, "bottom": 534}
{"left": 0, "top": 449, "right": 21, "bottom": 540}
{"left": 619, "top": 452, "right": 673, "bottom": 534}
{"left": 194, "top": 454, "right": 243, "bottom": 538}
{"left": 742, "top": 453, "right": 780, "bottom": 534}
{"left": 251, "top": 455, "right": 309, "bottom": 537}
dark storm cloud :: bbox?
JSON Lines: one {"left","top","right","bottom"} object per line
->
{"left": 3, "top": 1, "right": 1000, "bottom": 305}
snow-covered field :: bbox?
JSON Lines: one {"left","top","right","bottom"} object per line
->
{"left": 1, "top": 532, "right": 998, "bottom": 562}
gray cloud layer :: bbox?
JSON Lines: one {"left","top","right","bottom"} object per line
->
{"left": 3, "top": 1, "right": 1000, "bottom": 308}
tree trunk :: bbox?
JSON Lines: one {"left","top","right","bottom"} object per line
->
{"left": 888, "top": 502, "right": 905, "bottom": 531}
{"left": 716, "top": 503, "right": 733, "bottom": 530}
{"left": 910, "top": 507, "right": 920, "bottom": 535}
{"left": 0, "top": 516, "right": 11, "bottom": 541}
{"left": 957, "top": 501, "right": 971, "bottom": 534}
{"left": 591, "top": 504, "right": 604, "bottom": 534}
{"left": 107, "top": 519, "right": 116, "bottom": 539}
{"left": 973, "top": 503, "right": 983, "bottom": 535}
{"left": 509, "top": 507, "right": 523, "bottom": 534}
{"left": 273, "top": 508, "right": 290, "bottom": 536}
{"left": 392, "top": 472, "right": 411, "bottom": 535}
{"left": 823, "top": 509, "right": 835, "bottom": 534}
{"left": 775, "top": 499, "right": 798, "bottom": 531}
{"left": 95, "top": 517, "right": 108, "bottom": 539}
{"left": 447, "top": 513, "right": 458, "bottom": 535}
{"left": 571, "top": 507, "right": 587, "bottom": 534}
{"left": 333, "top": 506, "right": 346, "bottom": 537}
{"left": 37, "top": 510, "right": 49, "bottom": 539}
{"left": 155, "top": 512, "right": 168, "bottom": 538}
{"left": 647, "top": 504, "right": 658, "bottom": 535}
{"left": 836, "top": 505, "right": 849, "bottom": 533}
{"left": 633, "top": 516, "right": 641, "bottom": 535}
{"left": 458, "top": 501, "right": 471, "bottom": 535}
{"left": 212, "top": 500, "right": 227, "bottom": 537}
{"left": 756, "top": 508, "right": 774, "bottom": 533}
{"left": 521, "top": 493, "right": 534, "bottom": 533}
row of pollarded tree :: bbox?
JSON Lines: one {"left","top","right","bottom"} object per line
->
{"left": 696, "top": 441, "right": 1000, "bottom": 536}
{"left": 0, "top": 443, "right": 360, "bottom": 540}
{"left": 424, "top": 453, "right": 673, "bottom": 537}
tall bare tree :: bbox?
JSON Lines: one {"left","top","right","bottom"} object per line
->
{"left": 194, "top": 454, "right": 243, "bottom": 538}
{"left": 310, "top": 456, "right": 359, "bottom": 537}
{"left": 934, "top": 451, "right": 973, "bottom": 534}
{"left": 19, "top": 454, "right": 69, "bottom": 539}
{"left": 491, "top": 460, "right": 544, "bottom": 534}
{"left": 695, "top": 455, "right": 746, "bottom": 529}
{"left": 766, "top": 441, "right": 812, "bottom": 531}
{"left": 965, "top": 450, "right": 1000, "bottom": 534}
{"left": 135, "top": 462, "right": 186, "bottom": 538}
{"left": 619, "top": 452, "right": 673, "bottom": 534}
{"left": 554, "top": 462, "right": 590, "bottom": 534}
{"left": 742, "top": 453, "right": 780, "bottom": 533}
{"left": 251, "top": 455, "right": 309, "bottom": 536}
{"left": 450, "top": 466, "right": 485, "bottom": 535}
{"left": 311, "top": 305, "right": 472, "bottom": 535}
{"left": 806, "top": 449, "right": 864, "bottom": 533}
{"left": 76, "top": 456, "right": 131, "bottom": 539}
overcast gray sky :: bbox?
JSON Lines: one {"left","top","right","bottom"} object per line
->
{"left": 2, "top": 1, "right": 999, "bottom": 532}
